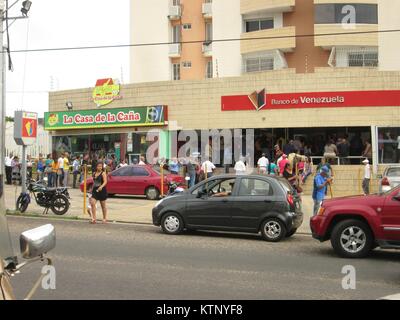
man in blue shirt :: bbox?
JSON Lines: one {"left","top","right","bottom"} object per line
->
{"left": 312, "top": 166, "right": 332, "bottom": 216}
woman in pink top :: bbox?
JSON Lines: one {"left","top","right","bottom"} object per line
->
{"left": 278, "top": 154, "right": 289, "bottom": 176}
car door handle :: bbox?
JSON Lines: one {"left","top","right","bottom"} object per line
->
{"left": 222, "top": 199, "right": 229, "bottom": 203}
{"left": 264, "top": 200, "right": 272, "bottom": 203}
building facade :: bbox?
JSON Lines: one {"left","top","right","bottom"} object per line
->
{"left": 47, "top": 0, "right": 400, "bottom": 196}
{"left": 130, "top": 0, "right": 384, "bottom": 82}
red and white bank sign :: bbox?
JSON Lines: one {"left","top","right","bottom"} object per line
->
{"left": 221, "top": 90, "right": 400, "bottom": 111}
{"left": 14, "top": 111, "right": 38, "bottom": 146}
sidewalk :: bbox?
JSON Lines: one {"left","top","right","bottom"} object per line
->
{"left": 4, "top": 184, "right": 314, "bottom": 234}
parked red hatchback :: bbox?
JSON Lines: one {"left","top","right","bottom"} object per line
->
{"left": 80, "top": 165, "right": 186, "bottom": 200}
{"left": 310, "top": 186, "right": 400, "bottom": 258}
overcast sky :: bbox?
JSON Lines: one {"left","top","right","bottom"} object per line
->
{"left": 6, "top": 0, "right": 130, "bottom": 117}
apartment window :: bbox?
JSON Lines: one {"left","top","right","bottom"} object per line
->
{"left": 172, "top": 25, "right": 181, "bottom": 43}
{"left": 172, "top": 0, "right": 180, "bottom": 6}
{"left": 205, "top": 22, "right": 213, "bottom": 42}
{"left": 244, "top": 56, "right": 274, "bottom": 73}
{"left": 182, "top": 61, "right": 192, "bottom": 68}
{"left": 183, "top": 23, "right": 192, "bottom": 30}
{"left": 206, "top": 61, "right": 213, "bottom": 79}
{"left": 204, "top": 0, "right": 212, "bottom": 3}
{"left": 348, "top": 52, "right": 378, "bottom": 67}
{"left": 315, "top": 4, "right": 378, "bottom": 24}
{"left": 245, "top": 19, "right": 274, "bottom": 33}
{"left": 172, "top": 63, "right": 180, "bottom": 80}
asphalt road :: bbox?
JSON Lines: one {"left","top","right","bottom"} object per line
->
{"left": 6, "top": 216, "right": 400, "bottom": 300}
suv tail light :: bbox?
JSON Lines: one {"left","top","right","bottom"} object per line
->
{"left": 381, "top": 177, "right": 390, "bottom": 186}
{"left": 287, "top": 194, "right": 294, "bottom": 207}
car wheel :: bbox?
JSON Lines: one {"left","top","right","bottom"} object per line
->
{"left": 330, "top": 219, "right": 373, "bottom": 258}
{"left": 261, "top": 218, "right": 286, "bottom": 242}
{"left": 286, "top": 228, "right": 297, "bottom": 238}
{"left": 161, "top": 212, "right": 184, "bottom": 235}
{"left": 145, "top": 187, "right": 160, "bottom": 200}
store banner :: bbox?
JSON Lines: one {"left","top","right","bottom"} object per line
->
{"left": 221, "top": 90, "right": 400, "bottom": 111}
{"left": 45, "top": 106, "right": 168, "bottom": 130}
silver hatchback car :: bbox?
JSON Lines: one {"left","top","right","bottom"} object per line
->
{"left": 380, "top": 165, "right": 400, "bottom": 193}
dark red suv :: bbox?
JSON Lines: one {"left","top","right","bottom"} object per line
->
{"left": 310, "top": 186, "right": 400, "bottom": 258}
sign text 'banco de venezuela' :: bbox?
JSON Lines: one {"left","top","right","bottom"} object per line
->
{"left": 44, "top": 106, "right": 168, "bottom": 131}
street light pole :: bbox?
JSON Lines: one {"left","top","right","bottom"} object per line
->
{"left": 0, "top": 0, "right": 17, "bottom": 267}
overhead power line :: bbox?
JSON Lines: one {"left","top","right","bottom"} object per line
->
{"left": 4, "top": 28, "right": 400, "bottom": 54}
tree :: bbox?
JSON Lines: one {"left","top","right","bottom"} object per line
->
{"left": 5, "top": 116, "right": 14, "bottom": 122}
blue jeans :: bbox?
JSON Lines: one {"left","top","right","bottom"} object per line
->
{"left": 313, "top": 199, "right": 323, "bottom": 216}
{"left": 189, "top": 172, "right": 196, "bottom": 188}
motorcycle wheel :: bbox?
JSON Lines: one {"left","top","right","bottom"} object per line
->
{"left": 16, "top": 194, "right": 29, "bottom": 213}
{"left": 51, "top": 194, "right": 70, "bottom": 215}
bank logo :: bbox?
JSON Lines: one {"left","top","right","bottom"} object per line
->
{"left": 25, "top": 120, "right": 34, "bottom": 137}
{"left": 92, "top": 78, "right": 122, "bottom": 107}
{"left": 47, "top": 113, "right": 59, "bottom": 127}
{"left": 248, "top": 88, "right": 267, "bottom": 111}
{"left": 146, "top": 106, "right": 164, "bottom": 124}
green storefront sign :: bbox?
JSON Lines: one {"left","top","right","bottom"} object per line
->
{"left": 45, "top": 106, "right": 167, "bottom": 130}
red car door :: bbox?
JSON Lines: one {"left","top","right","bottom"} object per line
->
{"left": 129, "top": 166, "right": 151, "bottom": 195}
{"left": 108, "top": 166, "right": 134, "bottom": 195}
{"left": 380, "top": 188, "right": 400, "bottom": 241}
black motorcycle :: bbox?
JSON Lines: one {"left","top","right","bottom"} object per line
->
{"left": 16, "top": 179, "right": 71, "bottom": 215}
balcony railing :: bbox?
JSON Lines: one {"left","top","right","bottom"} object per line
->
{"left": 202, "top": 42, "right": 212, "bottom": 56}
{"left": 169, "top": 43, "right": 181, "bottom": 57}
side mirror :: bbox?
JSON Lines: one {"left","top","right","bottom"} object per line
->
{"left": 20, "top": 224, "right": 56, "bottom": 260}
{"left": 393, "top": 193, "right": 400, "bottom": 202}
{"left": 196, "top": 190, "right": 204, "bottom": 198}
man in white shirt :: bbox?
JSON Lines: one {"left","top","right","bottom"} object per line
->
{"left": 234, "top": 157, "right": 247, "bottom": 175}
{"left": 201, "top": 159, "right": 216, "bottom": 178}
{"left": 5, "top": 154, "right": 12, "bottom": 184}
{"left": 362, "top": 159, "right": 371, "bottom": 195}
{"left": 57, "top": 153, "right": 64, "bottom": 186}
{"left": 138, "top": 156, "right": 146, "bottom": 165}
{"left": 257, "top": 153, "right": 269, "bottom": 175}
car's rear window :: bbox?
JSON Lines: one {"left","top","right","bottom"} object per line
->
{"left": 152, "top": 166, "right": 172, "bottom": 175}
{"left": 277, "top": 179, "right": 293, "bottom": 194}
{"left": 386, "top": 167, "right": 400, "bottom": 177}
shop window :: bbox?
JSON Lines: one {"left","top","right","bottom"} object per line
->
{"left": 378, "top": 128, "right": 400, "bottom": 164}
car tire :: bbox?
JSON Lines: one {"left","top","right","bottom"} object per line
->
{"left": 145, "top": 187, "right": 160, "bottom": 200}
{"left": 161, "top": 212, "right": 184, "bottom": 235}
{"left": 330, "top": 219, "right": 373, "bottom": 258}
{"left": 261, "top": 218, "right": 286, "bottom": 242}
{"left": 286, "top": 228, "right": 297, "bottom": 238}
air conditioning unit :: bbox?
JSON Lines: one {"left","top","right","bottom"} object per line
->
{"left": 202, "top": 3, "right": 212, "bottom": 17}
{"left": 168, "top": 5, "right": 181, "bottom": 20}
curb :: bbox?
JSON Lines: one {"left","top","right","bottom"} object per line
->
{"left": 6, "top": 212, "right": 313, "bottom": 235}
